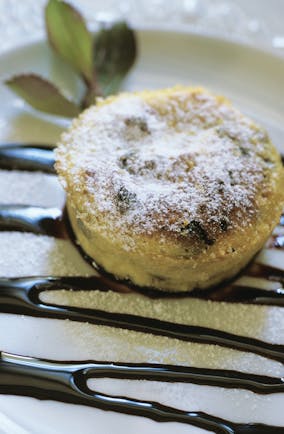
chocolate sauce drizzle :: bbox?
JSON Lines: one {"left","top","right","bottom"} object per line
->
{"left": 0, "top": 144, "right": 55, "bottom": 173}
{"left": 0, "top": 351, "right": 283, "bottom": 434}
{"left": 0, "top": 205, "right": 65, "bottom": 237}
{"left": 1, "top": 276, "right": 284, "bottom": 363}
{"left": 1, "top": 348, "right": 284, "bottom": 395}
{"left": 0, "top": 147, "right": 284, "bottom": 432}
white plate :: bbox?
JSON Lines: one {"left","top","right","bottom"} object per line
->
{"left": 0, "top": 30, "right": 283, "bottom": 434}
{"left": 0, "top": 30, "right": 283, "bottom": 151}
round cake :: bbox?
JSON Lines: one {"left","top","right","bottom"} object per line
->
{"left": 56, "top": 86, "right": 284, "bottom": 292}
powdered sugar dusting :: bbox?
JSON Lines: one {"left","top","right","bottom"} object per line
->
{"left": 56, "top": 88, "right": 275, "bottom": 247}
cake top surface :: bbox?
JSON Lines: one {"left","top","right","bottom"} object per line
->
{"left": 56, "top": 86, "right": 280, "bottom": 248}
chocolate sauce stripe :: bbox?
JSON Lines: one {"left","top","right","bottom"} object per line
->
{"left": 1, "top": 277, "right": 284, "bottom": 363}
{"left": 246, "top": 263, "right": 284, "bottom": 279}
{"left": 0, "top": 352, "right": 283, "bottom": 434}
{"left": 0, "top": 144, "right": 55, "bottom": 173}
{"left": 224, "top": 286, "right": 284, "bottom": 306}
{"left": 3, "top": 351, "right": 284, "bottom": 394}
{"left": 84, "top": 365, "right": 284, "bottom": 394}
{"left": 206, "top": 277, "right": 284, "bottom": 306}
{"left": 131, "top": 279, "right": 284, "bottom": 306}
{"left": 0, "top": 205, "right": 65, "bottom": 237}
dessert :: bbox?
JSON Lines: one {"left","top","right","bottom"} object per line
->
{"left": 0, "top": 144, "right": 284, "bottom": 433}
{"left": 56, "top": 86, "right": 284, "bottom": 292}
{"left": 0, "top": 87, "right": 283, "bottom": 434}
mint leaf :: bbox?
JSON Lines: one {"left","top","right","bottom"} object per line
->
{"left": 45, "top": 0, "right": 93, "bottom": 83}
{"left": 5, "top": 74, "right": 80, "bottom": 118}
{"left": 94, "top": 21, "right": 137, "bottom": 96}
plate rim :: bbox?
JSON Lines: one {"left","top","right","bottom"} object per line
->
{"left": 0, "top": 26, "right": 283, "bottom": 64}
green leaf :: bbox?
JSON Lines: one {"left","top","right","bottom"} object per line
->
{"left": 5, "top": 74, "right": 80, "bottom": 118}
{"left": 45, "top": 0, "right": 93, "bottom": 83}
{"left": 94, "top": 21, "right": 137, "bottom": 96}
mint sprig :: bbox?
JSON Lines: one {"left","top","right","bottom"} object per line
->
{"left": 5, "top": 0, "right": 137, "bottom": 118}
